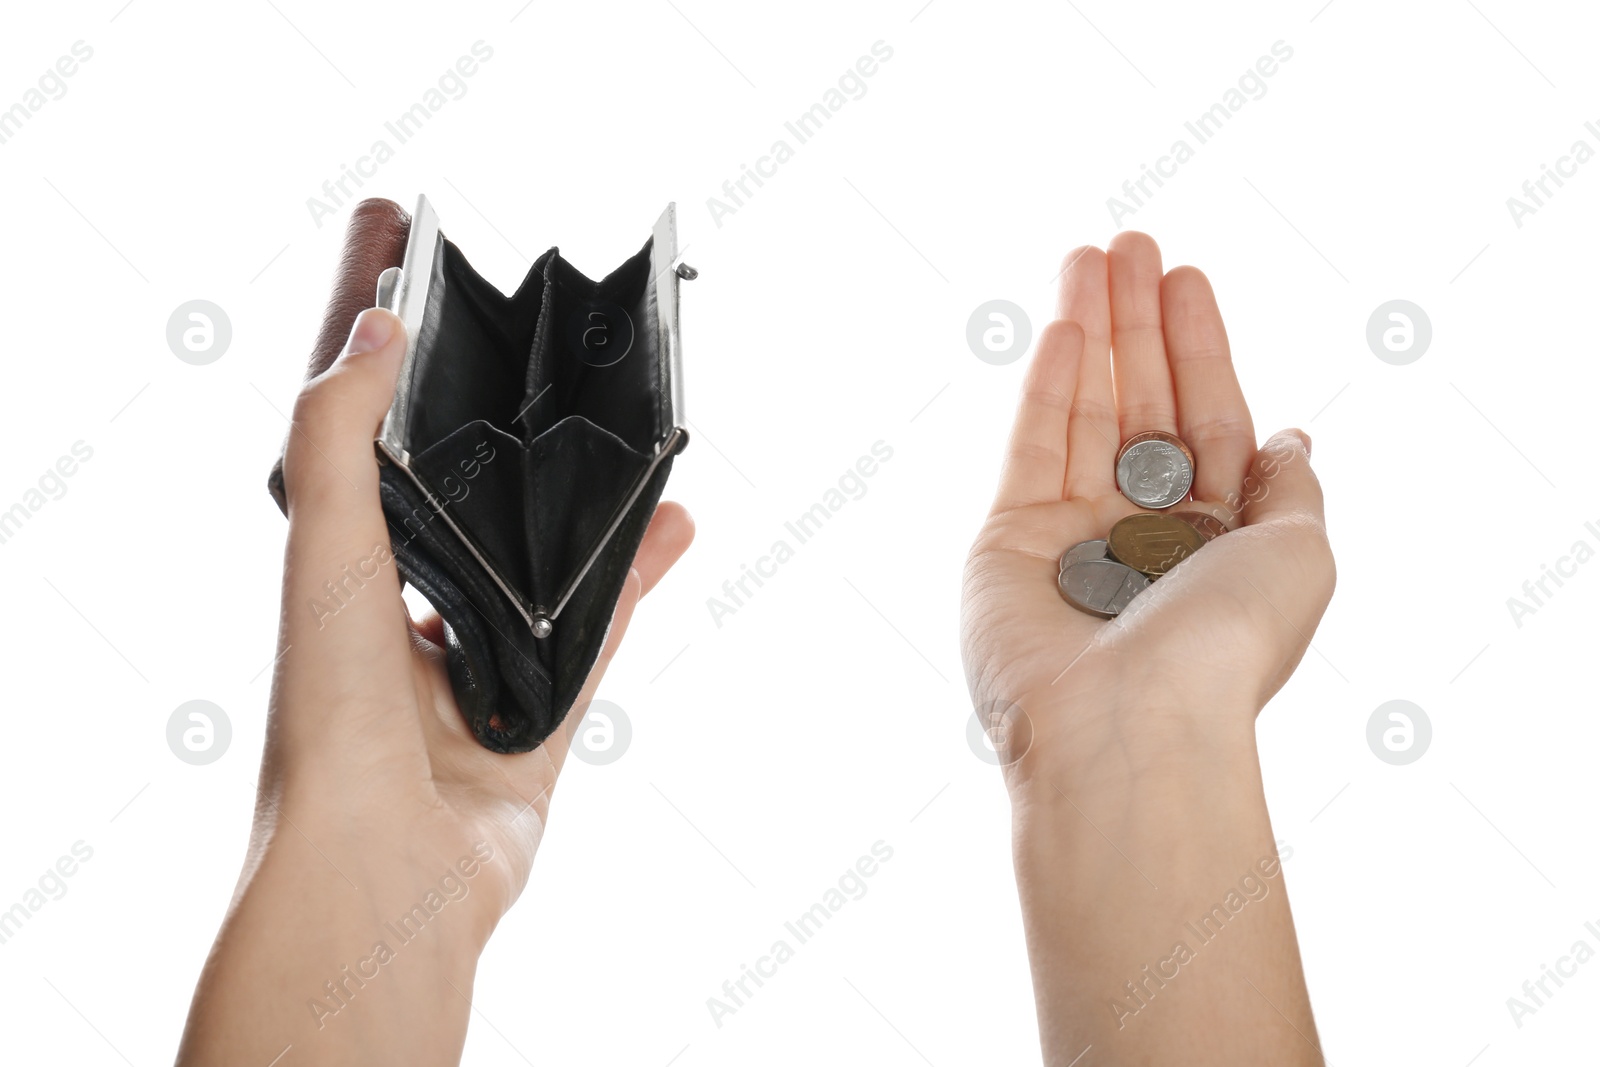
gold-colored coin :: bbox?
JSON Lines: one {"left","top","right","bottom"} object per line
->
{"left": 1107, "top": 513, "right": 1206, "bottom": 577}
{"left": 1170, "top": 510, "right": 1229, "bottom": 542}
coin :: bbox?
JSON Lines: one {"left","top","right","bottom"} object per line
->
{"left": 1058, "top": 559, "right": 1151, "bottom": 618}
{"left": 1170, "top": 510, "right": 1229, "bottom": 542}
{"left": 1059, "top": 539, "right": 1109, "bottom": 570}
{"left": 1107, "top": 513, "right": 1206, "bottom": 577}
{"left": 1115, "top": 431, "right": 1195, "bottom": 509}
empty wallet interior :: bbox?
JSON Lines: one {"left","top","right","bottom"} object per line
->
{"left": 378, "top": 225, "right": 678, "bottom": 753}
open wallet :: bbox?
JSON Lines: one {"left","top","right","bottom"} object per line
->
{"left": 268, "top": 195, "right": 692, "bottom": 753}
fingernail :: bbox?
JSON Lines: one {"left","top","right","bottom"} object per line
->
{"left": 1287, "top": 428, "right": 1312, "bottom": 456}
{"left": 345, "top": 308, "right": 397, "bottom": 356}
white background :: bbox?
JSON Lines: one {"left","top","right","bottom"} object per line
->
{"left": 0, "top": 0, "right": 1596, "bottom": 1063}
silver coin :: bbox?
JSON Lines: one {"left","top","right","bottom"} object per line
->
{"left": 1058, "top": 559, "right": 1152, "bottom": 618}
{"left": 1059, "top": 539, "right": 1109, "bottom": 571}
{"left": 1116, "top": 439, "right": 1194, "bottom": 509}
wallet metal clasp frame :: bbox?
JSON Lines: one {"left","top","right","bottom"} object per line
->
{"left": 374, "top": 195, "right": 691, "bottom": 640}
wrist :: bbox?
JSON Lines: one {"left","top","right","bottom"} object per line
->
{"left": 996, "top": 683, "right": 1262, "bottom": 801}
{"left": 245, "top": 841, "right": 493, "bottom": 967}
{"left": 240, "top": 804, "right": 504, "bottom": 967}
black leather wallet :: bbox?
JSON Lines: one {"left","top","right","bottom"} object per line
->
{"left": 373, "top": 196, "right": 690, "bottom": 753}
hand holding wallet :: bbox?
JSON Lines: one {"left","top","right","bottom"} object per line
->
{"left": 270, "top": 196, "right": 691, "bottom": 753}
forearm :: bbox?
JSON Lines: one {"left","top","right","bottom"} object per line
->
{"left": 1007, "top": 704, "right": 1318, "bottom": 1066}
{"left": 177, "top": 819, "right": 490, "bottom": 1065}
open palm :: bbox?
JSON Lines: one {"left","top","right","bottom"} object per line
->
{"left": 961, "top": 233, "right": 1335, "bottom": 768}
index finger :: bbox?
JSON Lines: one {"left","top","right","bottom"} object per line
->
{"left": 992, "top": 320, "right": 1085, "bottom": 511}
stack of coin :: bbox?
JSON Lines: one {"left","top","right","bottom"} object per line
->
{"left": 1057, "top": 432, "right": 1227, "bottom": 618}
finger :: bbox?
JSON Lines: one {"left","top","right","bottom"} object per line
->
{"left": 545, "top": 567, "right": 645, "bottom": 777}
{"left": 992, "top": 320, "right": 1085, "bottom": 511}
{"left": 408, "top": 503, "right": 691, "bottom": 647}
{"left": 1233, "top": 430, "right": 1334, "bottom": 699}
{"left": 269, "top": 198, "right": 410, "bottom": 511}
{"left": 633, "top": 502, "right": 696, "bottom": 596}
{"left": 283, "top": 309, "right": 405, "bottom": 525}
{"left": 278, "top": 309, "right": 411, "bottom": 694}
{"left": 543, "top": 506, "right": 691, "bottom": 771}
{"left": 440, "top": 519, "right": 676, "bottom": 822}
{"left": 1107, "top": 232, "right": 1177, "bottom": 439}
{"left": 1056, "top": 247, "right": 1118, "bottom": 498}
{"left": 1162, "top": 265, "right": 1256, "bottom": 503}
{"left": 442, "top": 562, "right": 640, "bottom": 838}
{"left": 1237, "top": 430, "right": 1324, "bottom": 531}
{"left": 410, "top": 607, "right": 446, "bottom": 647}
{"left": 536, "top": 501, "right": 689, "bottom": 777}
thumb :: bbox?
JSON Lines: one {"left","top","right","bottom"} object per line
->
{"left": 1238, "top": 429, "right": 1325, "bottom": 533}
{"left": 281, "top": 307, "right": 406, "bottom": 522}
{"left": 1230, "top": 429, "right": 1336, "bottom": 695}
{"left": 277, "top": 307, "right": 411, "bottom": 683}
